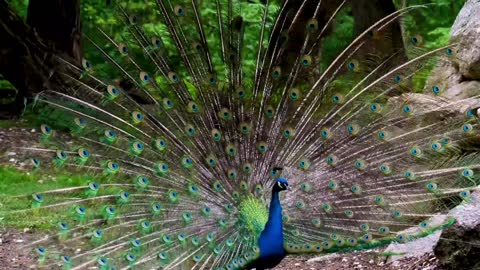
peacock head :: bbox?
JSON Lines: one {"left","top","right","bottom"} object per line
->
{"left": 273, "top": 177, "right": 289, "bottom": 192}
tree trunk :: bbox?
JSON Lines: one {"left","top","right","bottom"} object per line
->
{"left": 351, "top": 0, "right": 405, "bottom": 54}
{"left": 27, "top": 0, "right": 82, "bottom": 62}
{"left": 0, "top": 0, "right": 82, "bottom": 119}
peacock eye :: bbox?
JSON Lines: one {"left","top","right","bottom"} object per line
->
{"left": 98, "top": 257, "right": 107, "bottom": 266}
{"left": 168, "top": 71, "right": 179, "bottom": 83}
{"left": 174, "top": 5, "right": 185, "bottom": 16}
{"left": 289, "top": 88, "right": 301, "bottom": 100}
{"left": 58, "top": 222, "right": 68, "bottom": 230}
{"left": 306, "top": 18, "right": 318, "bottom": 32}
{"left": 301, "top": 55, "right": 312, "bottom": 66}
{"left": 463, "top": 124, "right": 473, "bottom": 133}
{"left": 126, "top": 254, "right": 135, "bottom": 262}
{"left": 152, "top": 37, "right": 162, "bottom": 47}
{"left": 265, "top": 105, "right": 274, "bottom": 118}
{"left": 462, "top": 169, "right": 474, "bottom": 177}
{"left": 272, "top": 66, "right": 281, "bottom": 79}
{"left": 118, "top": 43, "right": 129, "bottom": 54}
{"left": 36, "top": 247, "right": 46, "bottom": 255}
{"left": 62, "top": 255, "right": 71, "bottom": 263}
{"left": 82, "top": 59, "right": 91, "bottom": 70}
{"left": 142, "top": 220, "right": 150, "bottom": 228}
{"left": 158, "top": 252, "right": 168, "bottom": 260}
{"left": 393, "top": 74, "right": 401, "bottom": 83}
{"left": 56, "top": 150, "right": 67, "bottom": 160}
{"left": 129, "top": 15, "right": 138, "bottom": 24}
{"left": 139, "top": 71, "right": 150, "bottom": 83}
{"left": 370, "top": 103, "right": 382, "bottom": 113}
{"left": 76, "top": 206, "right": 85, "bottom": 214}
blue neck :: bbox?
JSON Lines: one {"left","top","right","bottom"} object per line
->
{"left": 258, "top": 190, "right": 285, "bottom": 257}
{"left": 265, "top": 190, "right": 282, "bottom": 229}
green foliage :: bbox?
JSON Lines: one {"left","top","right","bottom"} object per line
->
{"left": 22, "top": 104, "right": 82, "bottom": 132}
{"left": 7, "top": 0, "right": 29, "bottom": 20}
{"left": 399, "top": 0, "right": 466, "bottom": 49}
{"left": 320, "top": 6, "right": 354, "bottom": 71}
{"left": 0, "top": 78, "right": 16, "bottom": 89}
{"left": 0, "top": 78, "right": 17, "bottom": 104}
{"left": 395, "top": 0, "right": 465, "bottom": 91}
{"left": 5, "top": 0, "right": 465, "bottom": 96}
{"left": 80, "top": 0, "right": 281, "bottom": 90}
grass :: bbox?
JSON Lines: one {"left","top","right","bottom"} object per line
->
{"left": 0, "top": 119, "right": 23, "bottom": 128}
{"left": 0, "top": 166, "right": 89, "bottom": 230}
{"left": 380, "top": 251, "right": 407, "bottom": 257}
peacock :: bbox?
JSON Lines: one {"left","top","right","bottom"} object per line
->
{"left": 1, "top": 0, "right": 479, "bottom": 269}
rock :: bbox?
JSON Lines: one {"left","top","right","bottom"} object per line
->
{"left": 307, "top": 253, "right": 341, "bottom": 263}
{"left": 444, "top": 80, "right": 480, "bottom": 103}
{"left": 426, "top": 0, "right": 480, "bottom": 93}
{"left": 425, "top": 55, "right": 462, "bottom": 91}
{"left": 383, "top": 215, "right": 448, "bottom": 263}
{"left": 383, "top": 230, "right": 442, "bottom": 263}
{"left": 434, "top": 190, "right": 480, "bottom": 269}
{"left": 450, "top": 0, "right": 480, "bottom": 80}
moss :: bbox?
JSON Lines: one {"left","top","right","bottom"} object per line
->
{"left": 380, "top": 251, "right": 407, "bottom": 257}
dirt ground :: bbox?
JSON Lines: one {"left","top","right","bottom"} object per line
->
{"left": 0, "top": 228, "right": 442, "bottom": 270}
{"left": 276, "top": 250, "right": 442, "bottom": 270}
{"left": 0, "top": 229, "right": 34, "bottom": 269}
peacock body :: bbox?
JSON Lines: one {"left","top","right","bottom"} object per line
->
{"left": 1, "top": 0, "right": 479, "bottom": 269}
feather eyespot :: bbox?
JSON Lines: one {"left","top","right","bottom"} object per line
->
{"left": 306, "top": 18, "right": 318, "bottom": 32}
{"left": 174, "top": 5, "right": 185, "bottom": 16}
{"left": 118, "top": 43, "right": 128, "bottom": 55}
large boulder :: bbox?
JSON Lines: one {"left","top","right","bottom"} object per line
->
{"left": 426, "top": 0, "right": 480, "bottom": 92}
{"left": 434, "top": 191, "right": 480, "bottom": 269}
{"left": 382, "top": 214, "right": 447, "bottom": 263}
{"left": 450, "top": 0, "right": 480, "bottom": 80}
